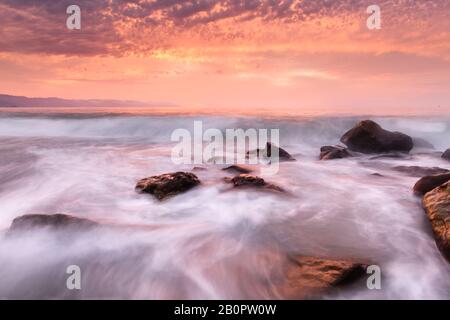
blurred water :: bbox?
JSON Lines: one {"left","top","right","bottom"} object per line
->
{"left": 0, "top": 111, "right": 449, "bottom": 299}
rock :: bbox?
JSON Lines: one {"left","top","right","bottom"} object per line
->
{"left": 9, "top": 214, "right": 97, "bottom": 231}
{"left": 340, "top": 120, "right": 413, "bottom": 154}
{"left": 222, "top": 165, "right": 253, "bottom": 174}
{"left": 413, "top": 173, "right": 450, "bottom": 195}
{"left": 422, "top": 181, "right": 450, "bottom": 261}
{"left": 228, "top": 174, "right": 265, "bottom": 187}
{"left": 278, "top": 256, "right": 368, "bottom": 299}
{"left": 247, "top": 142, "right": 295, "bottom": 161}
{"left": 370, "top": 173, "right": 384, "bottom": 177}
{"left": 413, "top": 137, "right": 434, "bottom": 149}
{"left": 136, "top": 172, "right": 200, "bottom": 200}
{"left": 224, "top": 174, "right": 285, "bottom": 193}
{"left": 393, "top": 166, "right": 449, "bottom": 177}
{"left": 320, "top": 145, "right": 352, "bottom": 160}
{"left": 442, "top": 149, "right": 450, "bottom": 161}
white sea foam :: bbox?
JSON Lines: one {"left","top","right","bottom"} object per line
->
{"left": 0, "top": 112, "right": 449, "bottom": 298}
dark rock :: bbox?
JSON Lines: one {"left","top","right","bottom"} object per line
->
{"left": 278, "top": 256, "right": 368, "bottom": 299}
{"left": 229, "top": 174, "right": 265, "bottom": 187}
{"left": 136, "top": 172, "right": 200, "bottom": 200}
{"left": 320, "top": 145, "right": 352, "bottom": 160}
{"left": 247, "top": 142, "right": 295, "bottom": 161}
{"left": 442, "top": 149, "right": 450, "bottom": 161}
{"left": 340, "top": 120, "right": 413, "bottom": 154}
{"left": 422, "top": 181, "right": 450, "bottom": 261}
{"left": 393, "top": 166, "right": 449, "bottom": 177}
{"left": 413, "top": 173, "right": 450, "bottom": 195}
{"left": 370, "top": 173, "right": 385, "bottom": 177}
{"left": 224, "top": 174, "right": 285, "bottom": 192}
{"left": 9, "top": 214, "right": 97, "bottom": 231}
{"left": 413, "top": 137, "right": 434, "bottom": 149}
{"left": 222, "top": 165, "right": 253, "bottom": 174}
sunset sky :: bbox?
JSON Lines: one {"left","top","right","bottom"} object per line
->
{"left": 0, "top": 0, "right": 449, "bottom": 115}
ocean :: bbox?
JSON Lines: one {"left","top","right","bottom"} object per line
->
{"left": 0, "top": 108, "right": 449, "bottom": 299}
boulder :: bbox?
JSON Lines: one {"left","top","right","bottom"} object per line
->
{"left": 422, "top": 181, "right": 450, "bottom": 261}
{"left": 393, "top": 166, "right": 449, "bottom": 177}
{"left": 224, "top": 174, "right": 285, "bottom": 192}
{"left": 442, "top": 149, "right": 450, "bottom": 161}
{"left": 413, "top": 173, "right": 450, "bottom": 196}
{"left": 370, "top": 173, "right": 385, "bottom": 177}
{"left": 340, "top": 120, "right": 413, "bottom": 154}
{"left": 9, "top": 214, "right": 97, "bottom": 231}
{"left": 247, "top": 142, "right": 295, "bottom": 161}
{"left": 278, "top": 256, "right": 368, "bottom": 299}
{"left": 320, "top": 145, "right": 352, "bottom": 160}
{"left": 136, "top": 172, "right": 200, "bottom": 200}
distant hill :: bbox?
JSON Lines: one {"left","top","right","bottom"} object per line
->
{"left": 0, "top": 94, "right": 173, "bottom": 108}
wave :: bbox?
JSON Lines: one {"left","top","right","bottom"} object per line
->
{"left": 0, "top": 114, "right": 448, "bottom": 150}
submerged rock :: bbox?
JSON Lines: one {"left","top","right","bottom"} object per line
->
{"left": 412, "top": 137, "right": 434, "bottom": 149}
{"left": 340, "top": 120, "right": 413, "bottom": 154}
{"left": 413, "top": 173, "right": 450, "bottom": 196}
{"left": 9, "top": 214, "right": 97, "bottom": 231}
{"left": 224, "top": 174, "right": 285, "bottom": 193}
{"left": 442, "top": 149, "right": 450, "bottom": 161}
{"left": 247, "top": 142, "right": 295, "bottom": 161}
{"left": 393, "top": 166, "right": 449, "bottom": 177}
{"left": 279, "top": 256, "right": 368, "bottom": 299}
{"left": 422, "top": 181, "right": 450, "bottom": 261}
{"left": 320, "top": 145, "right": 352, "bottom": 160}
{"left": 369, "top": 153, "right": 411, "bottom": 160}
{"left": 192, "top": 166, "right": 207, "bottom": 171}
{"left": 136, "top": 172, "right": 200, "bottom": 200}
{"left": 370, "top": 173, "right": 385, "bottom": 177}
{"left": 222, "top": 165, "right": 254, "bottom": 174}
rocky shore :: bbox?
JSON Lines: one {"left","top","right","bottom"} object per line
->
{"left": 4, "top": 119, "right": 449, "bottom": 299}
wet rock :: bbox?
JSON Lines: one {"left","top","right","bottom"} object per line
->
{"left": 224, "top": 174, "right": 285, "bottom": 193}
{"left": 228, "top": 174, "right": 265, "bottom": 187}
{"left": 370, "top": 173, "right": 385, "bottom": 177}
{"left": 442, "top": 149, "right": 450, "bottom": 161}
{"left": 413, "top": 137, "right": 434, "bottom": 149}
{"left": 9, "top": 214, "right": 97, "bottom": 231}
{"left": 422, "top": 181, "right": 450, "bottom": 261}
{"left": 320, "top": 145, "right": 352, "bottom": 160}
{"left": 340, "top": 120, "right": 413, "bottom": 154}
{"left": 136, "top": 172, "right": 200, "bottom": 200}
{"left": 247, "top": 142, "right": 295, "bottom": 161}
{"left": 393, "top": 166, "right": 449, "bottom": 177}
{"left": 222, "top": 165, "right": 254, "bottom": 174}
{"left": 413, "top": 173, "right": 450, "bottom": 196}
{"left": 279, "top": 256, "right": 368, "bottom": 299}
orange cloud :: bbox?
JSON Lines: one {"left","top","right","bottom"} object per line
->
{"left": 0, "top": 0, "right": 449, "bottom": 114}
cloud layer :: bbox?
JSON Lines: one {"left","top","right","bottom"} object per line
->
{"left": 1, "top": 0, "right": 449, "bottom": 56}
{"left": 0, "top": 0, "right": 449, "bottom": 113}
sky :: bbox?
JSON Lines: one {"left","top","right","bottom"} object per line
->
{"left": 0, "top": 0, "right": 449, "bottom": 115}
